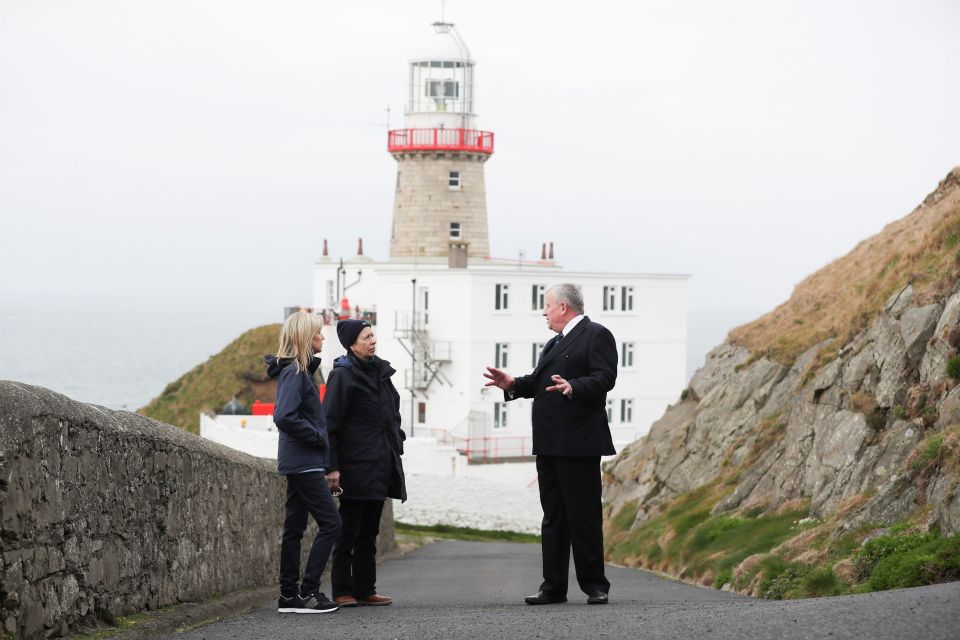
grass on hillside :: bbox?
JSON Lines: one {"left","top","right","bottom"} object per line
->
{"left": 396, "top": 522, "right": 540, "bottom": 544}
{"left": 730, "top": 168, "right": 960, "bottom": 365}
{"left": 138, "top": 324, "right": 281, "bottom": 433}
{"left": 606, "top": 479, "right": 960, "bottom": 599}
{"left": 606, "top": 481, "right": 810, "bottom": 588}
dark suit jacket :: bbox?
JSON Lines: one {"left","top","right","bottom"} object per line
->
{"left": 506, "top": 316, "right": 617, "bottom": 457}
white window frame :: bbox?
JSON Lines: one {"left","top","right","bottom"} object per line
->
{"left": 531, "top": 284, "right": 545, "bottom": 311}
{"left": 495, "top": 283, "right": 510, "bottom": 310}
{"left": 448, "top": 170, "right": 461, "bottom": 190}
{"left": 621, "top": 286, "right": 634, "bottom": 311}
{"left": 621, "top": 398, "right": 634, "bottom": 423}
{"left": 449, "top": 221, "right": 462, "bottom": 239}
{"left": 493, "top": 402, "right": 508, "bottom": 430}
{"left": 606, "top": 399, "right": 614, "bottom": 423}
{"left": 621, "top": 342, "right": 635, "bottom": 368}
{"left": 531, "top": 342, "right": 545, "bottom": 368}
{"left": 495, "top": 342, "right": 509, "bottom": 369}
{"left": 603, "top": 285, "right": 616, "bottom": 311}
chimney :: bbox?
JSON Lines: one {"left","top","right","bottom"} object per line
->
{"left": 541, "top": 243, "right": 547, "bottom": 260}
{"left": 449, "top": 242, "right": 468, "bottom": 268}
{"left": 357, "top": 238, "right": 364, "bottom": 256}
{"left": 322, "top": 239, "right": 328, "bottom": 257}
{"left": 548, "top": 241, "right": 554, "bottom": 260}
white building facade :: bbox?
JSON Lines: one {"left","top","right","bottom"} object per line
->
{"left": 313, "top": 259, "right": 687, "bottom": 456}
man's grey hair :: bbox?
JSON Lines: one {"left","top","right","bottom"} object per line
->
{"left": 548, "top": 283, "right": 584, "bottom": 314}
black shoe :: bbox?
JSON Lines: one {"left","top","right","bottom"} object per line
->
{"left": 587, "top": 591, "right": 609, "bottom": 605}
{"left": 278, "top": 593, "right": 305, "bottom": 613}
{"left": 524, "top": 591, "right": 567, "bottom": 605}
{"left": 278, "top": 592, "right": 340, "bottom": 614}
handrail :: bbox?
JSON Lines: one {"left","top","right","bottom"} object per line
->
{"left": 388, "top": 128, "right": 494, "bottom": 154}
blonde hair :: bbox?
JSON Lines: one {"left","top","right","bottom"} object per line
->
{"left": 276, "top": 312, "right": 325, "bottom": 374}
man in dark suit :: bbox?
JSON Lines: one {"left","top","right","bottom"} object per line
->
{"left": 483, "top": 283, "right": 617, "bottom": 605}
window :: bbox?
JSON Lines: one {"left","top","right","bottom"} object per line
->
{"left": 427, "top": 79, "right": 459, "bottom": 98}
{"left": 449, "top": 221, "right": 462, "bottom": 239}
{"left": 621, "top": 399, "right": 634, "bottom": 423}
{"left": 495, "top": 343, "right": 509, "bottom": 368}
{"left": 418, "top": 402, "right": 426, "bottom": 424}
{"left": 531, "top": 284, "right": 545, "bottom": 310}
{"left": 495, "top": 283, "right": 510, "bottom": 310}
{"left": 493, "top": 402, "right": 508, "bottom": 430}
{"left": 621, "top": 286, "right": 634, "bottom": 311}
{"left": 531, "top": 342, "right": 545, "bottom": 368}
{"left": 448, "top": 171, "right": 461, "bottom": 189}
{"left": 606, "top": 399, "right": 614, "bottom": 423}
{"left": 621, "top": 342, "right": 635, "bottom": 368}
{"left": 421, "top": 287, "right": 429, "bottom": 325}
{"left": 395, "top": 171, "right": 401, "bottom": 192}
{"left": 603, "top": 285, "right": 616, "bottom": 311}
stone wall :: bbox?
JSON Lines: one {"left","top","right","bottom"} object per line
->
{"left": 0, "top": 381, "right": 394, "bottom": 639}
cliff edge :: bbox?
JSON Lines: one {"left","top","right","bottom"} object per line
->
{"left": 603, "top": 168, "right": 960, "bottom": 597}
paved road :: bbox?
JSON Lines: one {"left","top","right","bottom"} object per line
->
{"left": 178, "top": 541, "right": 960, "bottom": 640}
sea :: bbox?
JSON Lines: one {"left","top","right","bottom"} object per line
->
{"left": 0, "top": 295, "right": 754, "bottom": 412}
{"left": 0, "top": 295, "right": 278, "bottom": 411}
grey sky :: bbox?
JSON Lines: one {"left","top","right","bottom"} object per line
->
{"left": 2, "top": 0, "right": 959, "bottom": 327}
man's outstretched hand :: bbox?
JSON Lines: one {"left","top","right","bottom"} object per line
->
{"left": 484, "top": 366, "right": 515, "bottom": 391}
{"left": 546, "top": 374, "right": 573, "bottom": 397}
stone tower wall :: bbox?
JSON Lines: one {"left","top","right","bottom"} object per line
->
{"left": 389, "top": 151, "right": 491, "bottom": 258}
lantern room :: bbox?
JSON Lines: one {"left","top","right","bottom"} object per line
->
{"left": 405, "top": 22, "right": 476, "bottom": 130}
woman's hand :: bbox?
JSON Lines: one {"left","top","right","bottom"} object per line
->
{"left": 325, "top": 470, "right": 341, "bottom": 493}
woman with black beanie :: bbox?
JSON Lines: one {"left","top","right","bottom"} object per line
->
{"left": 324, "top": 319, "right": 407, "bottom": 607}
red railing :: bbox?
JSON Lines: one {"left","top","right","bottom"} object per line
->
{"left": 388, "top": 128, "right": 494, "bottom": 154}
{"left": 429, "top": 428, "right": 530, "bottom": 461}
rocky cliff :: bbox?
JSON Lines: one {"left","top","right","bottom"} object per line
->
{"left": 603, "top": 168, "right": 960, "bottom": 596}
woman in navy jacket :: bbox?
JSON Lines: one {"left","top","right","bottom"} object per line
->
{"left": 324, "top": 319, "right": 406, "bottom": 607}
{"left": 265, "top": 311, "right": 342, "bottom": 614}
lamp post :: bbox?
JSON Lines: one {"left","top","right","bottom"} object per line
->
{"left": 410, "top": 277, "right": 417, "bottom": 437}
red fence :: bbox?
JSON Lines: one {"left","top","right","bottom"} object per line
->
{"left": 430, "top": 429, "right": 530, "bottom": 461}
{"left": 388, "top": 128, "right": 494, "bottom": 154}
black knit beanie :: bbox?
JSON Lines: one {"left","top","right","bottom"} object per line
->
{"left": 337, "top": 319, "right": 371, "bottom": 350}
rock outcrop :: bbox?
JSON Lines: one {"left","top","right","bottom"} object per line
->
{"left": 603, "top": 168, "right": 960, "bottom": 589}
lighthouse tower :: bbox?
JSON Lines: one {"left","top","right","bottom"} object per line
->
{"left": 388, "top": 22, "right": 494, "bottom": 263}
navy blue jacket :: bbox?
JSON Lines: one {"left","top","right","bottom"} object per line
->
{"left": 324, "top": 354, "right": 406, "bottom": 502}
{"left": 508, "top": 316, "right": 617, "bottom": 457}
{"left": 265, "top": 355, "right": 330, "bottom": 475}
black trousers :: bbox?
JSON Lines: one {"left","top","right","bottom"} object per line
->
{"left": 331, "top": 498, "right": 385, "bottom": 598}
{"left": 279, "top": 472, "right": 342, "bottom": 597}
{"left": 536, "top": 455, "right": 610, "bottom": 597}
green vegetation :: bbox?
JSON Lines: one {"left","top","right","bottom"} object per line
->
{"left": 606, "top": 481, "right": 808, "bottom": 586}
{"left": 607, "top": 483, "right": 960, "bottom": 600}
{"left": 138, "top": 324, "right": 282, "bottom": 433}
{"left": 946, "top": 356, "right": 960, "bottom": 380}
{"left": 855, "top": 531, "right": 960, "bottom": 592}
{"left": 395, "top": 522, "right": 540, "bottom": 544}
{"left": 913, "top": 435, "right": 945, "bottom": 472}
{"left": 74, "top": 613, "right": 152, "bottom": 639}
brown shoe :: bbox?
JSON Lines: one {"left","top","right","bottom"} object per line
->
{"left": 357, "top": 594, "right": 392, "bottom": 606}
{"left": 333, "top": 595, "right": 358, "bottom": 607}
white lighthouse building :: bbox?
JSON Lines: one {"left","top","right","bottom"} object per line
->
{"left": 310, "top": 22, "right": 689, "bottom": 459}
